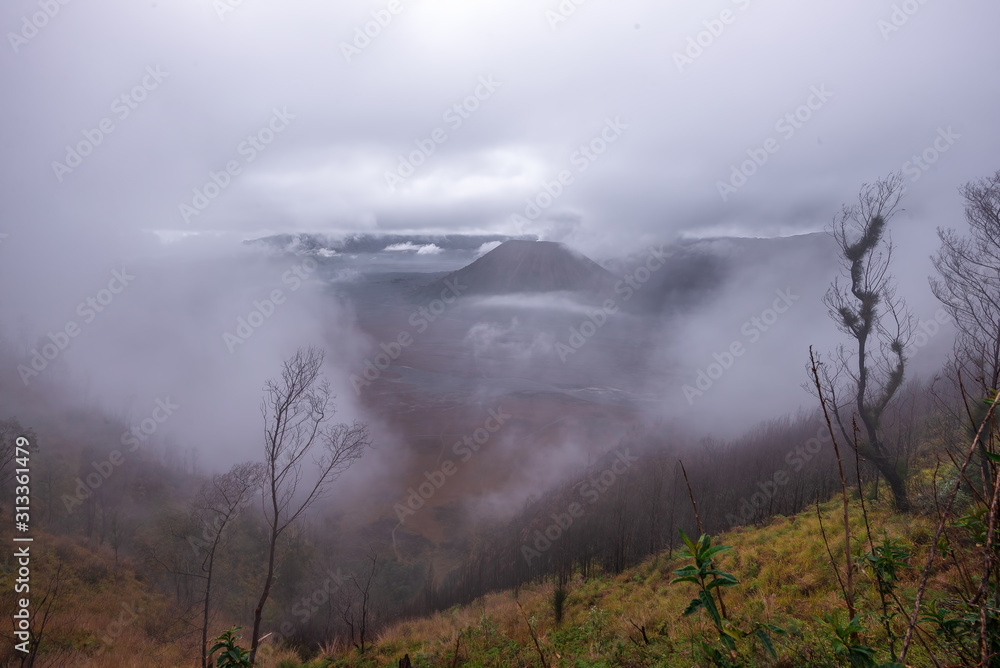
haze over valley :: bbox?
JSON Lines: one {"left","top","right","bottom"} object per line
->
{"left": 1, "top": 2, "right": 998, "bottom": 666}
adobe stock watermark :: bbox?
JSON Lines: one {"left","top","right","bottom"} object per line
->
{"left": 99, "top": 602, "right": 142, "bottom": 648}
{"left": 521, "top": 448, "right": 638, "bottom": 566}
{"left": 120, "top": 397, "right": 180, "bottom": 451}
{"left": 726, "top": 308, "right": 952, "bottom": 526}
{"left": 393, "top": 407, "right": 511, "bottom": 524}
{"left": 188, "top": 490, "right": 253, "bottom": 558}
{"left": 509, "top": 117, "right": 627, "bottom": 226}
{"left": 555, "top": 245, "right": 669, "bottom": 363}
{"left": 901, "top": 127, "right": 959, "bottom": 185}
{"left": 223, "top": 256, "right": 316, "bottom": 353}
{"left": 7, "top": 0, "right": 73, "bottom": 55}
{"left": 682, "top": 288, "right": 799, "bottom": 405}
{"left": 716, "top": 85, "right": 834, "bottom": 202}
{"left": 726, "top": 308, "right": 953, "bottom": 526}
{"left": 385, "top": 75, "right": 501, "bottom": 192}
{"left": 726, "top": 422, "right": 832, "bottom": 528}
{"left": 907, "top": 308, "right": 953, "bottom": 359}
{"left": 212, "top": 0, "right": 251, "bottom": 21}
{"left": 545, "top": 0, "right": 592, "bottom": 30}
{"left": 179, "top": 107, "right": 294, "bottom": 224}
{"left": 340, "top": 0, "right": 407, "bottom": 63}
{"left": 673, "top": 0, "right": 755, "bottom": 73}
{"left": 51, "top": 66, "right": 168, "bottom": 183}
{"left": 877, "top": 0, "right": 933, "bottom": 41}
{"left": 17, "top": 268, "right": 135, "bottom": 386}
{"left": 349, "top": 277, "right": 467, "bottom": 394}
{"left": 62, "top": 397, "right": 179, "bottom": 513}
{"left": 77, "top": 601, "right": 143, "bottom": 666}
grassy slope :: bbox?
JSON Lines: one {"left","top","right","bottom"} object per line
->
{"left": 0, "top": 526, "right": 188, "bottom": 667}
{"left": 301, "top": 498, "right": 953, "bottom": 667}
{"left": 0, "top": 495, "right": 966, "bottom": 666}
{"left": 0, "top": 523, "right": 344, "bottom": 668}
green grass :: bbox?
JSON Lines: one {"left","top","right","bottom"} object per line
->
{"left": 5, "top": 481, "right": 979, "bottom": 667}
{"left": 298, "top": 497, "right": 957, "bottom": 667}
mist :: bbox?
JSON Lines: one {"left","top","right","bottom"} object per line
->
{"left": 1, "top": 2, "right": 997, "bottom": 663}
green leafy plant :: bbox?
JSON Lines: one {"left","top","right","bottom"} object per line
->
{"left": 585, "top": 605, "right": 609, "bottom": 655}
{"left": 855, "top": 530, "right": 912, "bottom": 655}
{"left": 921, "top": 598, "right": 1000, "bottom": 667}
{"left": 953, "top": 505, "right": 989, "bottom": 546}
{"left": 471, "top": 612, "right": 520, "bottom": 664}
{"left": 670, "top": 530, "right": 784, "bottom": 666}
{"left": 817, "top": 612, "right": 903, "bottom": 668}
{"left": 857, "top": 531, "right": 911, "bottom": 591}
{"left": 920, "top": 600, "right": 972, "bottom": 648}
{"left": 208, "top": 626, "right": 252, "bottom": 668}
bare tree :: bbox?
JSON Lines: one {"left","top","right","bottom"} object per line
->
{"left": 818, "top": 174, "right": 915, "bottom": 511}
{"left": 193, "top": 461, "right": 265, "bottom": 668}
{"left": 249, "top": 347, "right": 371, "bottom": 664}
{"left": 15, "top": 562, "right": 63, "bottom": 668}
{"left": 108, "top": 510, "right": 127, "bottom": 573}
{"left": 340, "top": 546, "right": 382, "bottom": 653}
{"left": 931, "top": 169, "right": 1000, "bottom": 496}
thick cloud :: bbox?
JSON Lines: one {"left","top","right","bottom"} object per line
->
{"left": 1, "top": 1, "right": 996, "bottom": 253}
{"left": 0, "top": 0, "right": 993, "bottom": 469}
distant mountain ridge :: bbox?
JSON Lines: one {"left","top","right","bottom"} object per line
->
{"left": 245, "top": 232, "right": 538, "bottom": 254}
{"left": 424, "top": 240, "right": 615, "bottom": 296}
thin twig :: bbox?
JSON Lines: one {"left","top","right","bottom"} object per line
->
{"left": 957, "top": 370, "right": 977, "bottom": 438}
{"left": 810, "top": 347, "right": 855, "bottom": 618}
{"left": 679, "top": 460, "right": 727, "bottom": 619}
{"left": 679, "top": 460, "right": 704, "bottom": 534}
{"left": 974, "top": 434, "right": 1000, "bottom": 667}
{"left": 628, "top": 619, "right": 650, "bottom": 646}
{"left": 516, "top": 599, "right": 548, "bottom": 668}
{"left": 931, "top": 459, "right": 977, "bottom": 600}
{"left": 450, "top": 631, "right": 461, "bottom": 668}
{"left": 900, "top": 391, "right": 1000, "bottom": 661}
{"left": 885, "top": 589, "right": 946, "bottom": 668}
{"left": 942, "top": 440, "right": 987, "bottom": 506}
{"left": 816, "top": 498, "right": 849, "bottom": 611}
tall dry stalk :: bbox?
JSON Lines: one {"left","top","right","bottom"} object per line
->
{"left": 810, "top": 347, "right": 855, "bottom": 619}
{"left": 900, "top": 391, "right": 1000, "bottom": 662}
{"left": 679, "top": 460, "right": 728, "bottom": 619}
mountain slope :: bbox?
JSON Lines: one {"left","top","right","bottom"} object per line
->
{"left": 308, "top": 500, "right": 942, "bottom": 667}
{"left": 426, "top": 240, "right": 615, "bottom": 297}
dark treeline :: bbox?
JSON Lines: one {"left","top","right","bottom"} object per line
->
{"left": 0, "top": 366, "right": 943, "bottom": 655}
{"left": 418, "top": 378, "right": 939, "bottom": 617}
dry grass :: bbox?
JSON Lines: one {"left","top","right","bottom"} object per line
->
{"left": 308, "top": 497, "right": 950, "bottom": 667}
{"left": 0, "top": 487, "right": 968, "bottom": 667}
{"left": 0, "top": 528, "right": 194, "bottom": 667}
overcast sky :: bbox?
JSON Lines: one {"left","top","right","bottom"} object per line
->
{"left": 2, "top": 0, "right": 997, "bottom": 257}
{"left": 1, "top": 0, "right": 994, "bottom": 473}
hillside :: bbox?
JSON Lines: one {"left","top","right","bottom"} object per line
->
{"left": 0, "top": 526, "right": 185, "bottom": 667}
{"left": 0, "top": 524, "right": 311, "bottom": 668}
{"left": 0, "top": 438, "right": 991, "bottom": 667}
{"left": 4, "top": 1, "right": 1000, "bottom": 665}
{"left": 282, "top": 497, "right": 960, "bottom": 667}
